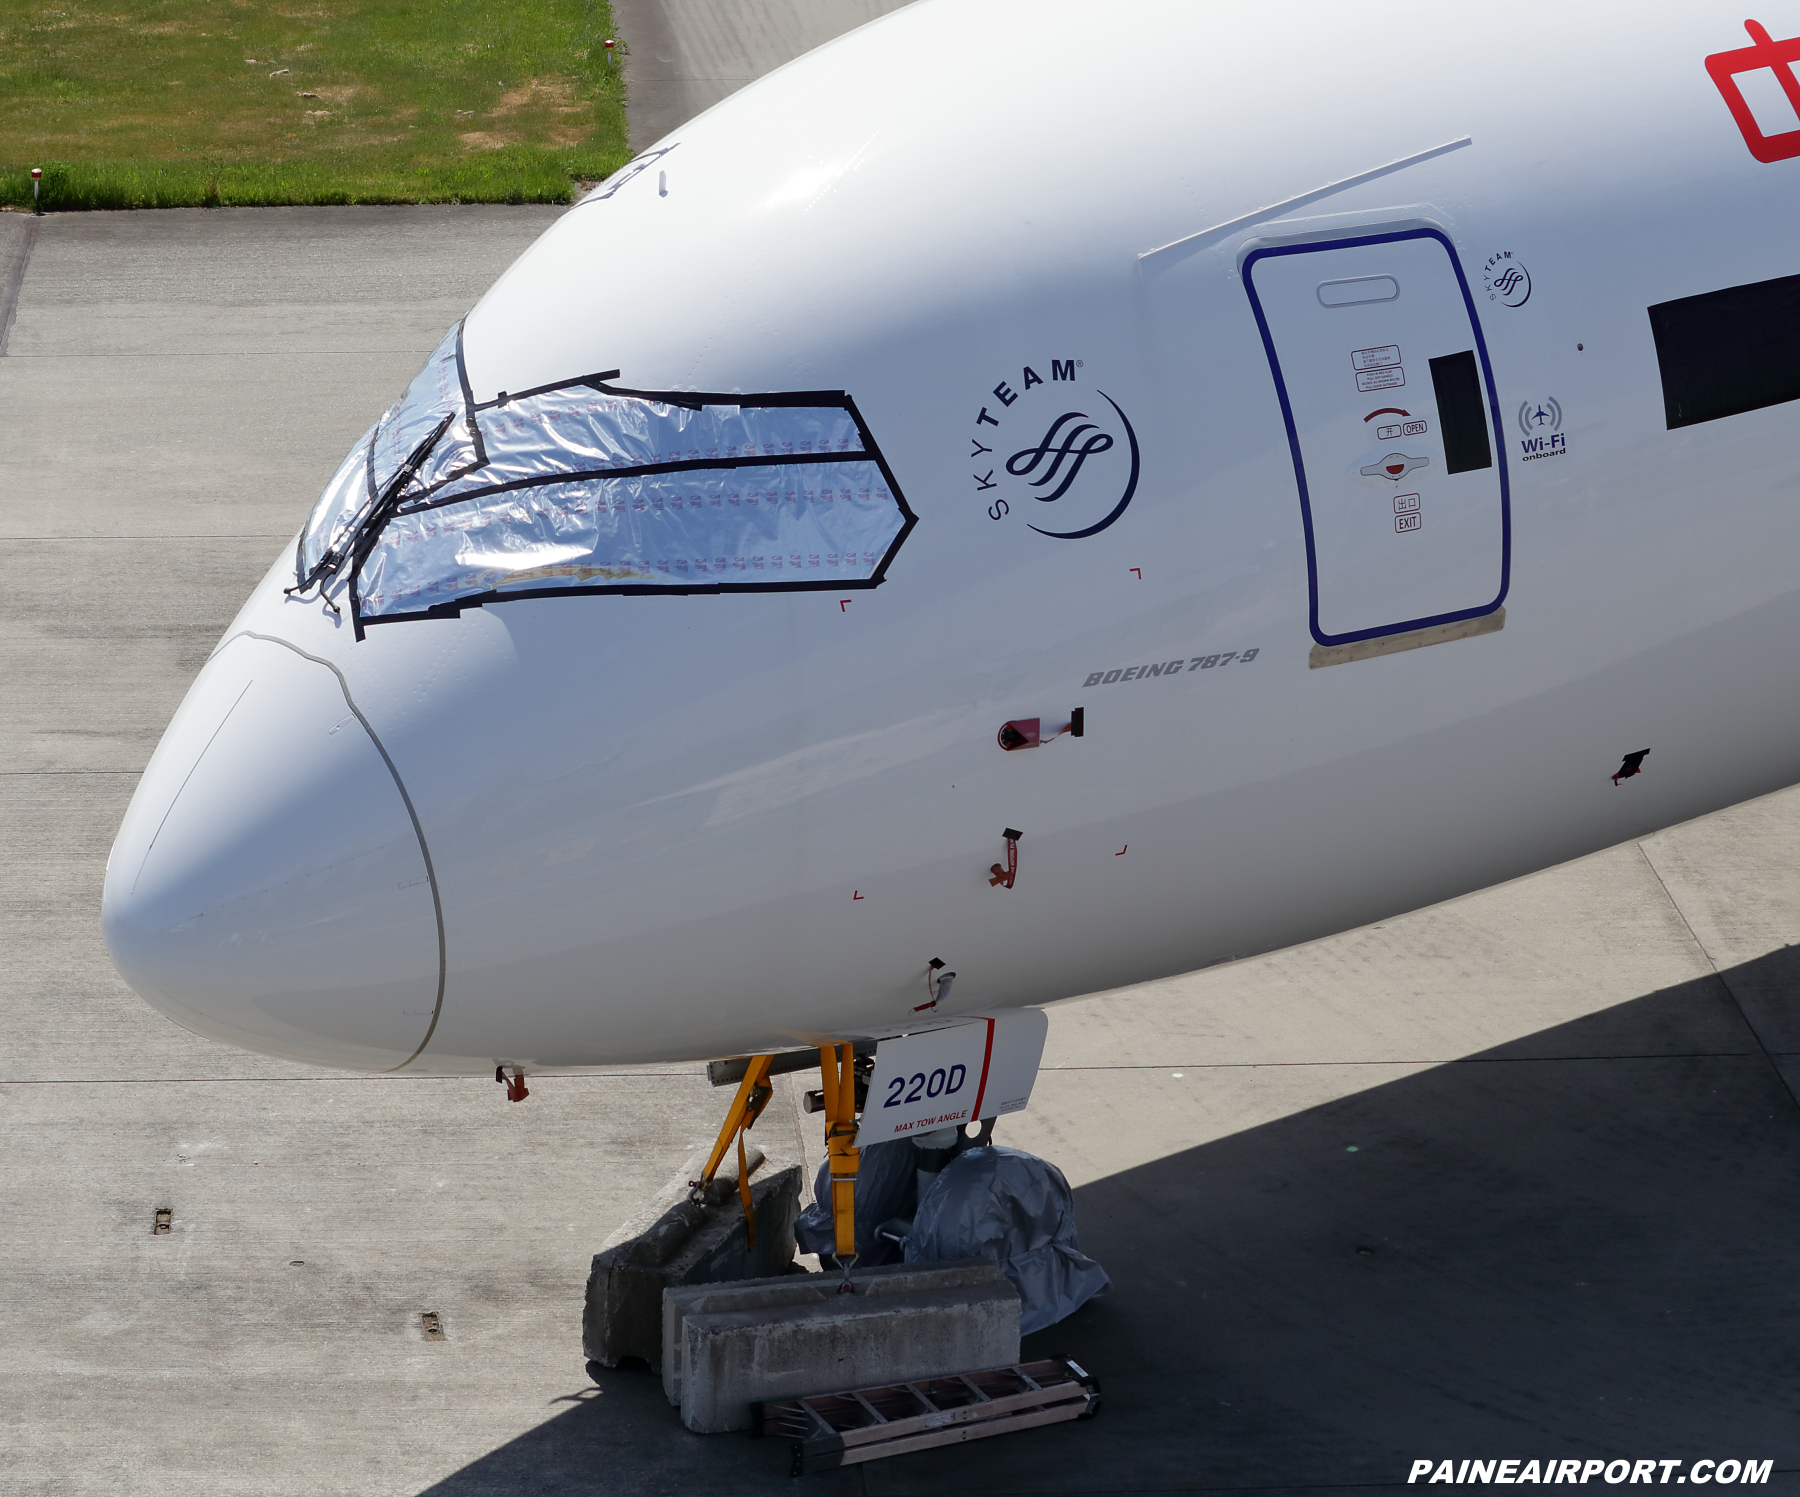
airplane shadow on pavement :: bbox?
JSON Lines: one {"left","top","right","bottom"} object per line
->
{"left": 419, "top": 951, "right": 1800, "bottom": 1497}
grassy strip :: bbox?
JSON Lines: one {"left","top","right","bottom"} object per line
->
{"left": 0, "top": 0, "right": 631, "bottom": 209}
{"left": 0, "top": 150, "right": 587, "bottom": 208}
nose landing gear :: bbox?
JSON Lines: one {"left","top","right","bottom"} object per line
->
{"left": 692, "top": 1043, "right": 868, "bottom": 1289}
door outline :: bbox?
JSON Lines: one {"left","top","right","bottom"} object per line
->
{"left": 1242, "top": 226, "right": 1510, "bottom": 647}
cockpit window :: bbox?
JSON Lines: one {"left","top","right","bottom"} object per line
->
{"left": 293, "top": 321, "right": 917, "bottom": 634}
{"left": 369, "top": 322, "right": 471, "bottom": 496}
{"left": 296, "top": 420, "right": 378, "bottom": 584}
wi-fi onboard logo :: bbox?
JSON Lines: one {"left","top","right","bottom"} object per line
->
{"left": 1518, "top": 397, "right": 1562, "bottom": 437}
{"left": 1517, "top": 397, "right": 1568, "bottom": 462}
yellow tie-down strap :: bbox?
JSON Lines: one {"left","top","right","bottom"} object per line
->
{"left": 694, "top": 1040, "right": 864, "bottom": 1265}
{"left": 818, "top": 1041, "right": 861, "bottom": 1267}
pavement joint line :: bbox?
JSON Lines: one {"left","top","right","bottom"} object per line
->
{"left": 0, "top": 1072, "right": 708, "bottom": 1084}
{"left": 1041, "top": 1053, "right": 1770, "bottom": 1069}
{"left": 2, "top": 534, "right": 292, "bottom": 541}
{"left": 1635, "top": 839, "right": 1800, "bottom": 1113}
{"left": 0, "top": 215, "right": 39, "bottom": 357}
{"left": 0, "top": 348, "right": 438, "bottom": 359}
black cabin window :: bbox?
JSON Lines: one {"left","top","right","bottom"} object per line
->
{"left": 1649, "top": 272, "right": 1800, "bottom": 429}
{"left": 1428, "top": 350, "right": 1493, "bottom": 474}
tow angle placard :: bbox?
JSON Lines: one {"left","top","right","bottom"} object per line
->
{"left": 856, "top": 1008, "right": 1048, "bottom": 1146}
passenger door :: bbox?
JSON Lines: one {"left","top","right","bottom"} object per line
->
{"left": 1242, "top": 227, "right": 1508, "bottom": 647}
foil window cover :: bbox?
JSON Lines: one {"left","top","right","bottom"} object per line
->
{"left": 360, "top": 461, "right": 903, "bottom": 619}
{"left": 370, "top": 323, "right": 468, "bottom": 495}
{"left": 296, "top": 321, "right": 470, "bottom": 583}
{"left": 419, "top": 388, "right": 867, "bottom": 505}
{"left": 292, "top": 320, "right": 916, "bottom": 630}
{"left": 297, "top": 421, "right": 378, "bottom": 581}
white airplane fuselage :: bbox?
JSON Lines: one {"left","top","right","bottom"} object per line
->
{"left": 102, "top": 0, "right": 1800, "bottom": 1073}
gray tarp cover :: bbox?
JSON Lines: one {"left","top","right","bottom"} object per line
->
{"left": 904, "top": 1146, "right": 1110, "bottom": 1335}
{"left": 795, "top": 1138, "right": 925, "bottom": 1269}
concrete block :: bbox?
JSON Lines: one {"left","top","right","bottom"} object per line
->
{"left": 582, "top": 1144, "right": 803, "bottom": 1370}
{"left": 678, "top": 1273, "right": 1021, "bottom": 1434}
{"left": 661, "top": 1258, "right": 1002, "bottom": 1407}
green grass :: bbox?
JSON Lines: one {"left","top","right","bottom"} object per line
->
{"left": 0, "top": 0, "right": 631, "bottom": 208}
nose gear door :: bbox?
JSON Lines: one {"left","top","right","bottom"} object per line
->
{"left": 1242, "top": 227, "right": 1508, "bottom": 647}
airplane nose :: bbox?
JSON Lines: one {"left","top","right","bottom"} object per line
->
{"left": 103, "top": 634, "right": 442, "bottom": 1071}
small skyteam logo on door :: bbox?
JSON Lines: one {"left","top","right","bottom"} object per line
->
{"left": 1482, "top": 251, "right": 1531, "bottom": 307}
{"left": 971, "top": 359, "right": 1140, "bottom": 538}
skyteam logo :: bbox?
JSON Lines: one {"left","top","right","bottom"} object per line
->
{"left": 1008, "top": 412, "right": 1114, "bottom": 501}
{"left": 971, "top": 359, "right": 1140, "bottom": 539}
{"left": 1482, "top": 251, "right": 1532, "bottom": 308}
